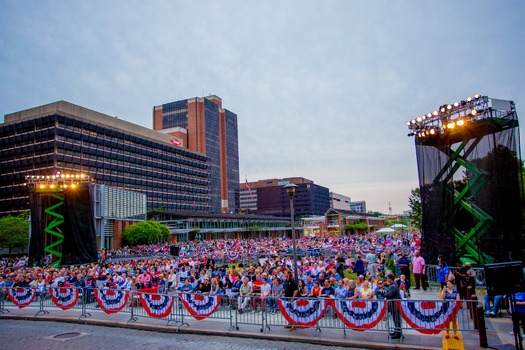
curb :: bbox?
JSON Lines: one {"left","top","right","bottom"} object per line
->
{"left": 0, "top": 314, "right": 442, "bottom": 350}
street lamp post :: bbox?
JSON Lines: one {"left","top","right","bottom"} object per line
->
{"left": 284, "top": 183, "right": 299, "bottom": 284}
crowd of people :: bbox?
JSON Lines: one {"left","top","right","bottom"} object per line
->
{"left": 1, "top": 230, "right": 523, "bottom": 338}
{"left": 0, "top": 233, "right": 424, "bottom": 307}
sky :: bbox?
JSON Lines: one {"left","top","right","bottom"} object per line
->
{"left": 1, "top": 1, "right": 524, "bottom": 215}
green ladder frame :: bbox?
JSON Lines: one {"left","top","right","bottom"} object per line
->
{"left": 42, "top": 193, "right": 65, "bottom": 267}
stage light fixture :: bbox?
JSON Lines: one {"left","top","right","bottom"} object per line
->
{"left": 441, "top": 107, "right": 446, "bottom": 113}
{"left": 474, "top": 94, "right": 480, "bottom": 99}
{"left": 430, "top": 129, "right": 436, "bottom": 135}
{"left": 447, "top": 105, "right": 452, "bottom": 110}
{"left": 417, "top": 117, "right": 422, "bottom": 122}
{"left": 471, "top": 110, "right": 478, "bottom": 116}
{"left": 447, "top": 122, "right": 455, "bottom": 129}
{"left": 454, "top": 102, "right": 459, "bottom": 107}
{"left": 39, "top": 184, "right": 45, "bottom": 189}
{"left": 433, "top": 111, "right": 438, "bottom": 116}
{"left": 457, "top": 119, "right": 465, "bottom": 126}
{"left": 467, "top": 97, "right": 472, "bottom": 102}
{"left": 407, "top": 122, "right": 411, "bottom": 126}
{"left": 71, "top": 184, "right": 77, "bottom": 189}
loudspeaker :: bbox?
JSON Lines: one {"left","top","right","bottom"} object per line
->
{"left": 170, "top": 246, "right": 179, "bottom": 256}
{"left": 484, "top": 261, "right": 524, "bottom": 296}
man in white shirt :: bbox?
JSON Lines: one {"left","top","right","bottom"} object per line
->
{"left": 260, "top": 278, "right": 272, "bottom": 312}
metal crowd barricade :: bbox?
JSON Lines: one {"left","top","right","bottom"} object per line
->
{"left": 174, "top": 292, "right": 234, "bottom": 331}
{"left": 234, "top": 295, "right": 267, "bottom": 333}
{"left": 426, "top": 264, "right": 486, "bottom": 288}
{"left": 38, "top": 287, "right": 84, "bottom": 317}
{"left": 391, "top": 298, "right": 480, "bottom": 344}
{"left": 0, "top": 287, "right": 485, "bottom": 346}
{"left": 128, "top": 290, "right": 186, "bottom": 328}
{"left": 0, "top": 290, "right": 9, "bottom": 314}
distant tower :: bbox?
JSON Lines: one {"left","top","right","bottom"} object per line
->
{"left": 389, "top": 201, "right": 392, "bottom": 215}
{"left": 153, "top": 95, "right": 239, "bottom": 213}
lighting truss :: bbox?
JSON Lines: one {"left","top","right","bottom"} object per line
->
{"left": 25, "top": 172, "right": 93, "bottom": 192}
{"left": 405, "top": 94, "right": 515, "bottom": 138}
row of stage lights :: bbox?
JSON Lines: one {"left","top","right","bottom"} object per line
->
{"left": 407, "top": 94, "right": 487, "bottom": 138}
{"left": 24, "top": 172, "right": 93, "bottom": 191}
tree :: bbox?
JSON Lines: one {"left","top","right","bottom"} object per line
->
{"left": 122, "top": 220, "right": 170, "bottom": 246}
{"left": 408, "top": 187, "right": 422, "bottom": 230}
{"left": 0, "top": 214, "right": 29, "bottom": 257}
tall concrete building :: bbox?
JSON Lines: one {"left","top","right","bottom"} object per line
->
{"left": 0, "top": 101, "right": 210, "bottom": 217}
{"left": 153, "top": 95, "right": 239, "bottom": 213}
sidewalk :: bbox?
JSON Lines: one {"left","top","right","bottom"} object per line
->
{"left": 0, "top": 287, "right": 519, "bottom": 350}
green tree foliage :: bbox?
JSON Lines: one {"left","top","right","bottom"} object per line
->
{"left": 345, "top": 222, "right": 369, "bottom": 234}
{"left": 408, "top": 187, "right": 422, "bottom": 230}
{"left": 122, "top": 220, "right": 170, "bottom": 246}
{"left": 0, "top": 214, "right": 29, "bottom": 256}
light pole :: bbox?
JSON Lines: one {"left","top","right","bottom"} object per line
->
{"left": 284, "top": 183, "right": 299, "bottom": 284}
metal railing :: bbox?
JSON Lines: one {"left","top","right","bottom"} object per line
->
{"left": 0, "top": 287, "right": 486, "bottom": 346}
{"left": 426, "top": 265, "right": 486, "bottom": 288}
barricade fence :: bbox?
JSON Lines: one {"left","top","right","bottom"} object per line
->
{"left": 426, "top": 265, "right": 486, "bottom": 288}
{"left": 1, "top": 287, "right": 484, "bottom": 343}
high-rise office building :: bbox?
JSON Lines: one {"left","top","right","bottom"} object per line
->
{"left": 240, "top": 177, "right": 330, "bottom": 218}
{"left": 153, "top": 95, "right": 239, "bottom": 213}
{"left": 0, "top": 101, "right": 210, "bottom": 216}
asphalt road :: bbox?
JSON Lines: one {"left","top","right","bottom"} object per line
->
{"left": 0, "top": 319, "right": 365, "bottom": 350}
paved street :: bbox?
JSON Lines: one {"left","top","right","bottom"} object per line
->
{"left": 0, "top": 320, "right": 366, "bottom": 350}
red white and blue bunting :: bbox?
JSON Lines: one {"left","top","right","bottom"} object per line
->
{"left": 179, "top": 293, "right": 221, "bottom": 320}
{"left": 277, "top": 298, "right": 328, "bottom": 327}
{"left": 227, "top": 251, "right": 240, "bottom": 262}
{"left": 396, "top": 300, "right": 463, "bottom": 334}
{"left": 139, "top": 293, "right": 175, "bottom": 319}
{"left": 332, "top": 299, "right": 387, "bottom": 331}
{"left": 48, "top": 287, "right": 79, "bottom": 310}
{"left": 6, "top": 287, "right": 37, "bottom": 308}
{"left": 94, "top": 289, "right": 129, "bottom": 314}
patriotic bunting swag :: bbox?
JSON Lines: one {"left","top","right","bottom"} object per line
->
{"left": 179, "top": 293, "right": 221, "bottom": 320}
{"left": 278, "top": 298, "right": 328, "bottom": 327}
{"left": 332, "top": 299, "right": 387, "bottom": 331}
{"left": 6, "top": 288, "right": 37, "bottom": 308}
{"left": 139, "top": 293, "right": 175, "bottom": 318}
{"left": 227, "top": 251, "right": 240, "bottom": 262}
{"left": 396, "top": 300, "right": 463, "bottom": 334}
{"left": 94, "top": 289, "right": 129, "bottom": 314}
{"left": 48, "top": 287, "right": 79, "bottom": 310}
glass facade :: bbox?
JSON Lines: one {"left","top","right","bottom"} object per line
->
{"left": 157, "top": 96, "right": 240, "bottom": 213}
{"left": 204, "top": 99, "right": 222, "bottom": 212}
{"left": 225, "top": 110, "right": 240, "bottom": 211}
{"left": 0, "top": 110, "right": 211, "bottom": 216}
{"left": 162, "top": 100, "right": 188, "bottom": 129}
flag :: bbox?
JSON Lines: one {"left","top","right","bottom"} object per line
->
{"left": 245, "top": 176, "right": 253, "bottom": 199}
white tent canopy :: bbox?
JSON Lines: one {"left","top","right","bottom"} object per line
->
{"left": 390, "top": 224, "right": 407, "bottom": 229}
{"left": 377, "top": 227, "right": 396, "bottom": 233}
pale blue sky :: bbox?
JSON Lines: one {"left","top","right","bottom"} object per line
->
{"left": 1, "top": 1, "right": 524, "bottom": 214}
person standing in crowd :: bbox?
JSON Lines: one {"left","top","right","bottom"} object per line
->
{"left": 383, "top": 273, "right": 402, "bottom": 339}
{"left": 412, "top": 250, "right": 426, "bottom": 291}
{"left": 352, "top": 255, "right": 365, "bottom": 277}
{"left": 397, "top": 252, "right": 411, "bottom": 296}
{"left": 509, "top": 290, "right": 525, "bottom": 336}
{"left": 437, "top": 261, "right": 450, "bottom": 290}
{"left": 366, "top": 248, "right": 378, "bottom": 279}
{"left": 282, "top": 270, "right": 298, "bottom": 331}
{"left": 442, "top": 280, "right": 460, "bottom": 340}
{"left": 336, "top": 252, "right": 346, "bottom": 280}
